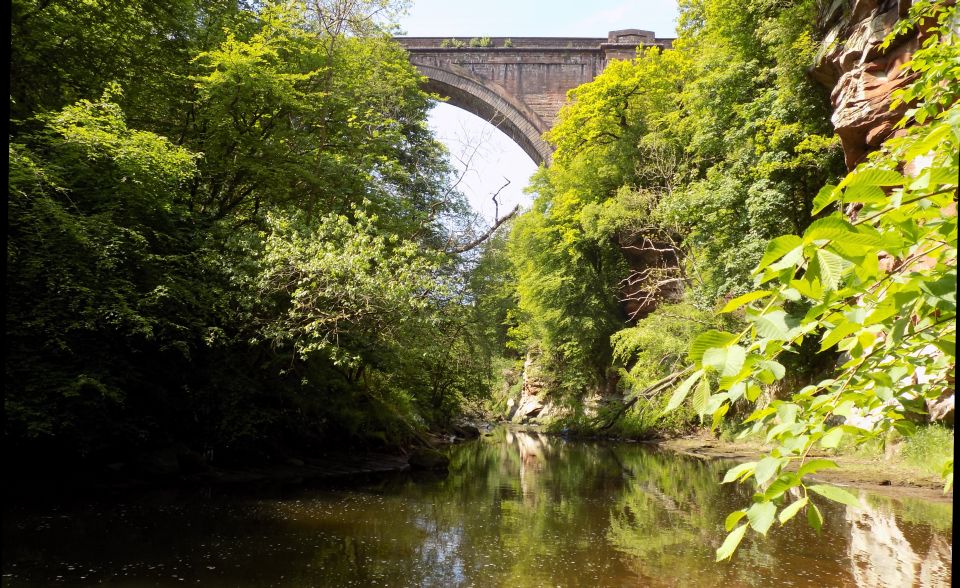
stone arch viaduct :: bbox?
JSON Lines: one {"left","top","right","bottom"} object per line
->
{"left": 395, "top": 30, "right": 672, "bottom": 165}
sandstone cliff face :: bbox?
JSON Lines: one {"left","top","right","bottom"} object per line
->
{"left": 812, "top": 0, "right": 924, "bottom": 169}
{"left": 510, "top": 350, "right": 556, "bottom": 424}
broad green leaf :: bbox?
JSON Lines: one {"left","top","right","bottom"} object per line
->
{"left": 776, "top": 403, "right": 799, "bottom": 425}
{"left": 819, "top": 319, "right": 860, "bottom": 351}
{"left": 744, "top": 406, "right": 775, "bottom": 424}
{"left": 780, "top": 288, "right": 802, "bottom": 301}
{"left": 727, "top": 382, "right": 747, "bottom": 402}
{"left": 722, "top": 461, "right": 757, "bottom": 484}
{"left": 716, "top": 524, "right": 748, "bottom": 562}
{"left": 792, "top": 272, "right": 824, "bottom": 301}
{"left": 807, "top": 502, "right": 823, "bottom": 531}
{"left": 797, "top": 459, "right": 839, "bottom": 478}
{"left": 721, "top": 290, "right": 772, "bottom": 313}
{"left": 833, "top": 401, "right": 855, "bottom": 418}
{"left": 724, "top": 509, "right": 747, "bottom": 532}
{"left": 843, "top": 183, "right": 887, "bottom": 204}
{"left": 803, "top": 216, "right": 883, "bottom": 247}
{"left": 702, "top": 344, "right": 746, "bottom": 377}
{"left": 841, "top": 167, "right": 905, "bottom": 188}
{"left": 746, "top": 501, "right": 777, "bottom": 535}
{"left": 932, "top": 337, "right": 956, "bottom": 357}
{"left": 663, "top": 370, "right": 704, "bottom": 413}
{"left": 816, "top": 248, "right": 849, "bottom": 291}
{"left": 757, "top": 360, "right": 786, "bottom": 382}
{"left": 808, "top": 484, "right": 863, "bottom": 509}
{"left": 820, "top": 427, "right": 844, "bottom": 449}
{"left": 778, "top": 497, "right": 808, "bottom": 525}
{"left": 755, "top": 235, "right": 803, "bottom": 273}
{"left": 864, "top": 300, "right": 899, "bottom": 326}
{"left": 711, "top": 402, "right": 730, "bottom": 431}
{"left": 781, "top": 434, "right": 810, "bottom": 455}
{"left": 907, "top": 122, "right": 951, "bottom": 158}
{"left": 688, "top": 330, "right": 737, "bottom": 363}
{"left": 745, "top": 382, "right": 763, "bottom": 402}
{"left": 692, "top": 377, "right": 711, "bottom": 416}
{"left": 766, "top": 421, "right": 797, "bottom": 443}
{"left": 766, "top": 246, "right": 806, "bottom": 272}
{"left": 764, "top": 473, "right": 800, "bottom": 500}
{"left": 748, "top": 310, "right": 798, "bottom": 340}
{"left": 754, "top": 456, "right": 783, "bottom": 486}
{"left": 811, "top": 184, "right": 839, "bottom": 215}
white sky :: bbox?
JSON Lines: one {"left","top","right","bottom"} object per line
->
{"left": 399, "top": 1, "right": 681, "bottom": 223}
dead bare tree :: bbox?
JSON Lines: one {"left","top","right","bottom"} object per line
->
{"left": 616, "top": 221, "right": 687, "bottom": 321}
{"left": 409, "top": 108, "right": 527, "bottom": 255}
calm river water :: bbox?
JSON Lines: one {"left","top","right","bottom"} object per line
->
{"left": 3, "top": 428, "right": 952, "bottom": 587}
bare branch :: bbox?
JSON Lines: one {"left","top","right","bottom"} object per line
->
{"left": 448, "top": 204, "right": 520, "bottom": 254}
{"left": 491, "top": 176, "right": 510, "bottom": 220}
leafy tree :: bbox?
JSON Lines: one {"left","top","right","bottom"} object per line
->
{"left": 7, "top": 94, "right": 210, "bottom": 459}
{"left": 6, "top": 0, "right": 492, "bottom": 466}
{"left": 506, "top": 0, "right": 842, "bottom": 408}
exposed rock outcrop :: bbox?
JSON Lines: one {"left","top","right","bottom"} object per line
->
{"left": 811, "top": 0, "right": 941, "bottom": 169}
{"left": 511, "top": 351, "right": 557, "bottom": 424}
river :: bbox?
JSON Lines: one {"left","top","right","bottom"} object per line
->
{"left": 2, "top": 428, "right": 952, "bottom": 587}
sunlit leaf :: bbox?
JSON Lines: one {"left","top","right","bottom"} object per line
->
{"left": 778, "top": 497, "right": 808, "bottom": 525}
{"left": 754, "top": 236, "right": 803, "bottom": 273}
{"left": 724, "top": 509, "right": 747, "bottom": 532}
{"left": 754, "top": 456, "right": 784, "bottom": 486}
{"left": 819, "top": 427, "right": 844, "bottom": 449}
{"left": 797, "top": 459, "right": 839, "bottom": 477}
{"left": 721, "top": 290, "right": 772, "bottom": 313}
{"left": 716, "top": 524, "right": 748, "bottom": 562}
{"left": 807, "top": 502, "right": 823, "bottom": 531}
{"left": 688, "top": 330, "right": 738, "bottom": 363}
{"left": 663, "top": 369, "right": 704, "bottom": 414}
{"left": 808, "top": 484, "right": 863, "bottom": 509}
{"left": 722, "top": 461, "right": 757, "bottom": 484}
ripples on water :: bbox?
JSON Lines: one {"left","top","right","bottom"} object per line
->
{"left": 2, "top": 428, "right": 952, "bottom": 587}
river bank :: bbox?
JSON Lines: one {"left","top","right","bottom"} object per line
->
{"left": 5, "top": 421, "right": 495, "bottom": 499}
{"left": 657, "top": 432, "right": 953, "bottom": 503}
{"left": 508, "top": 420, "right": 953, "bottom": 502}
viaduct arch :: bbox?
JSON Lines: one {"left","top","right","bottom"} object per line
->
{"left": 395, "top": 30, "right": 672, "bottom": 165}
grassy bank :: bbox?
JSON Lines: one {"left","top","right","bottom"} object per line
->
{"left": 664, "top": 424, "right": 954, "bottom": 499}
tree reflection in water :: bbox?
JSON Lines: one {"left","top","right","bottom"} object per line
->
{"left": 2, "top": 428, "right": 952, "bottom": 587}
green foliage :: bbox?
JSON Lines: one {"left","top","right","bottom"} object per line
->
{"left": 654, "top": 0, "right": 843, "bottom": 303}
{"left": 900, "top": 425, "right": 955, "bottom": 477}
{"left": 6, "top": 0, "right": 497, "bottom": 466}
{"left": 7, "top": 93, "right": 209, "bottom": 456}
{"left": 612, "top": 303, "right": 733, "bottom": 392}
{"left": 661, "top": 3, "right": 959, "bottom": 560}
{"left": 469, "top": 37, "right": 492, "bottom": 48}
{"left": 257, "top": 206, "right": 445, "bottom": 367}
{"left": 506, "top": 0, "right": 842, "bottom": 409}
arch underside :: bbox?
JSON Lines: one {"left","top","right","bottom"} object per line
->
{"left": 415, "top": 64, "right": 552, "bottom": 166}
